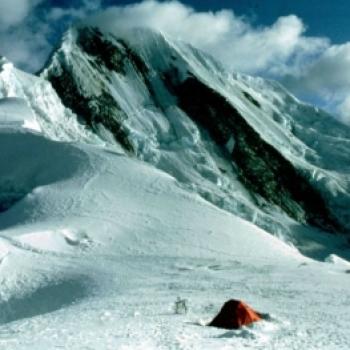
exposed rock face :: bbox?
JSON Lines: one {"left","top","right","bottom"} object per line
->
{"left": 42, "top": 26, "right": 349, "bottom": 235}
{"left": 45, "top": 28, "right": 134, "bottom": 152}
{"left": 168, "top": 76, "right": 341, "bottom": 232}
{"left": 48, "top": 65, "right": 133, "bottom": 152}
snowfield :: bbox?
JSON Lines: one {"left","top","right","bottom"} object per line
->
{"left": 0, "top": 124, "right": 349, "bottom": 349}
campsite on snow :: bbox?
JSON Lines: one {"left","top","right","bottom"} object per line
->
{"left": 0, "top": 1, "right": 350, "bottom": 349}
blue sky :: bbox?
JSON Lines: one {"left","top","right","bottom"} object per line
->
{"left": 46, "top": 0, "right": 350, "bottom": 43}
{"left": 95, "top": 0, "right": 350, "bottom": 44}
{"left": 1, "top": 0, "right": 350, "bottom": 122}
{"left": 190, "top": 0, "right": 350, "bottom": 44}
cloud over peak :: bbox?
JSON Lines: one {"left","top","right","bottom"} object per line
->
{"left": 85, "top": 0, "right": 328, "bottom": 76}
{"left": 83, "top": 0, "right": 350, "bottom": 123}
{"left": 0, "top": 0, "right": 350, "bottom": 123}
{"left": 0, "top": 0, "right": 44, "bottom": 29}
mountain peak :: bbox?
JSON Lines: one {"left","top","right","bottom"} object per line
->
{"left": 39, "top": 26, "right": 350, "bottom": 236}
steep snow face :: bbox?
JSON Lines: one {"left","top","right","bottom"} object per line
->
{"left": 42, "top": 27, "right": 287, "bottom": 238}
{"left": 0, "top": 56, "right": 101, "bottom": 143}
{"left": 42, "top": 26, "right": 350, "bottom": 237}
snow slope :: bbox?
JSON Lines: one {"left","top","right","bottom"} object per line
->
{"left": 0, "top": 116, "right": 349, "bottom": 349}
{"left": 42, "top": 27, "right": 350, "bottom": 242}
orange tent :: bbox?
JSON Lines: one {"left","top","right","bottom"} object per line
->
{"left": 208, "top": 299, "right": 262, "bottom": 329}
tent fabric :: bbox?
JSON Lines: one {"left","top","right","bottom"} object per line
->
{"left": 208, "top": 299, "right": 262, "bottom": 329}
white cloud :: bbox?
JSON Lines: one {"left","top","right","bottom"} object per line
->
{"left": 285, "top": 44, "right": 350, "bottom": 93}
{"left": 48, "top": 0, "right": 102, "bottom": 21}
{"left": 1, "top": 0, "right": 350, "bottom": 124}
{"left": 283, "top": 43, "right": 350, "bottom": 124}
{"left": 84, "top": 0, "right": 328, "bottom": 76}
{"left": 0, "top": 0, "right": 101, "bottom": 72}
{"left": 86, "top": 1, "right": 236, "bottom": 46}
{"left": 0, "top": 0, "right": 333, "bottom": 77}
{"left": 0, "top": 0, "right": 43, "bottom": 29}
{"left": 83, "top": 0, "right": 350, "bottom": 124}
{"left": 0, "top": 25, "right": 51, "bottom": 72}
{"left": 337, "top": 96, "right": 350, "bottom": 124}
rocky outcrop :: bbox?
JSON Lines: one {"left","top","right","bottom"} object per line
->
{"left": 166, "top": 75, "right": 342, "bottom": 232}
{"left": 45, "top": 28, "right": 135, "bottom": 152}
{"left": 42, "top": 26, "right": 348, "bottom": 235}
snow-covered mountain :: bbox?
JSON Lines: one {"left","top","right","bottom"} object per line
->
{"left": 0, "top": 26, "right": 349, "bottom": 349}
{"left": 40, "top": 26, "right": 350, "bottom": 238}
